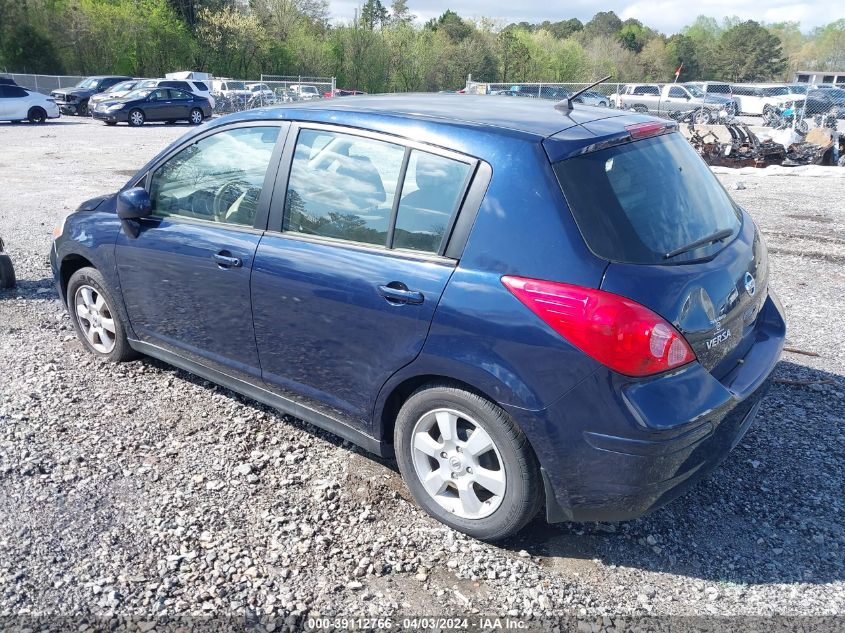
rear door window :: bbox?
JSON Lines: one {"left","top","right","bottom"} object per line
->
{"left": 283, "top": 129, "right": 475, "bottom": 254}
{"left": 394, "top": 150, "right": 471, "bottom": 253}
{"left": 192, "top": 81, "right": 208, "bottom": 91}
{"left": 283, "top": 129, "right": 405, "bottom": 246}
{"left": 553, "top": 132, "right": 741, "bottom": 264}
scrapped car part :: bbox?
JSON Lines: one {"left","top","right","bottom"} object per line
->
{"left": 687, "top": 123, "right": 786, "bottom": 168}
{"left": 0, "top": 237, "right": 16, "bottom": 289}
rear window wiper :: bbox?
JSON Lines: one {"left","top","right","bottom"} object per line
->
{"left": 664, "top": 228, "right": 734, "bottom": 260}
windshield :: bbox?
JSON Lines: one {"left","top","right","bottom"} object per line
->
{"left": 686, "top": 85, "right": 705, "bottom": 98}
{"left": 111, "top": 81, "right": 136, "bottom": 93}
{"left": 553, "top": 132, "right": 741, "bottom": 265}
{"left": 228, "top": 81, "right": 246, "bottom": 90}
{"left": 123, "top": 89, "right": 152, "bottom": 100}
{"left": 789, "top": 85, "right": 808, "bottom": 94}
{"left": 75, "top": 78, "right": 100, "bottom": 89}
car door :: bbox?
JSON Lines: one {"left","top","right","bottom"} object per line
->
{"left": 146, "top": 88, "right": 175, "bottom": 121}
{"left": 251, "top": 124, "right": 477, "bottom": 428}
{"left": 665, "top": 86, "right": 689, "bottom": 112}
{"left": 0, "top": 85, "right": 11, "bottom": 118}
{"left": 114, "top": 122, "right": 288, "bottom": 380}
{"left": 169, "top": 89, "right": 192, "bottom": 119}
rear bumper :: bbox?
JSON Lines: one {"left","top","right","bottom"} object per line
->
{"left": 513, "top": 292, "right": 786, "bottom": 523}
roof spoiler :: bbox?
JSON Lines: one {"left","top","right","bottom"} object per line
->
{"left": 555, "top": 75, "right": 612, "bottom": 113}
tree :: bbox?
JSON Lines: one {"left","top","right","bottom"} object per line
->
{"left": 360, "top": 0, "right": 387, "bottom": 30}
{"left": 716, "top": 20, "right": 786, "bottom": 81}
{"left": 666, "top": 34, "right": 701, "bottom": 81}
{"left": 426, "top": 10, "right": 473, "bottom": 43}
{"left": 0, "top": 23, "right": 63, "bottom": 73}
{"left": 582, "top": 11, "right": 623, "bottom": 40}
{"left": 389, "top": 0, "right": 413, "bottom": 26}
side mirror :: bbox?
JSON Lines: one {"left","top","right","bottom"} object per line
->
{"left": 117, "top": 187, "right": 152, "bottom": 220}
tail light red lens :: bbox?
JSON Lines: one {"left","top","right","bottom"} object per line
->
{"left": 625, "top": 121, "right": 672, "bottom": 139}
{"left": 501, "top": 276, "right": 696, "bottom": 377}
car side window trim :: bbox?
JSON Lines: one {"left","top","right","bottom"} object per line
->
{"left": 268, "top": 121, "right": 482, "bottom": 259}
{"left": 138, "top": 121, "right": 290, "bottom": 232}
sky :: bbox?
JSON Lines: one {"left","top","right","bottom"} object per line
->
{"left": 329, "top": 0, "right": 845, "bottom": 34}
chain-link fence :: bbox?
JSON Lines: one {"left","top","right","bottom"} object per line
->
{"left": 1, "top": 73, "right": 86, "bottom": 94}
{"left": 464, "top": 80, "right": 624, "bottom": 105}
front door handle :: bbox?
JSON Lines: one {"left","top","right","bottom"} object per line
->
{"left": 213, "top": 252, "right": 242, "bottom": 268}
{"left": 378, "top": 282, "right": 424, "bottom": 305}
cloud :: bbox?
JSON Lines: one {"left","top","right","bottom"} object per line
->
{"left": 328, "top": 0, "right": 845, "bottom": 33}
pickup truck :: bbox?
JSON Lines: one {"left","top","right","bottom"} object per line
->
{"left": 615, "top": 83, "right": 737, "bottom": 123}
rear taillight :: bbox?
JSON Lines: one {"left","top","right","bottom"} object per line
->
{"left": 501, "top": 276, "right": 695, "bottom": 377}
{"left": 625, "top": 121, "right": 672, "bottom": 139}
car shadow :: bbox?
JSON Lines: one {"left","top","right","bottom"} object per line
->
{"left": 505, "top": 359, "right": 845, "bottom": 585}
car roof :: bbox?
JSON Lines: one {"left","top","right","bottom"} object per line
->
{"left": 224, "top": 93, "right": 631, "bottom": 139}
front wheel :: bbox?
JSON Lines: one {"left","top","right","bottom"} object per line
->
{"left": 394, "top": 382, "right": 543, "bottom": 541}
{"left": 77, "top": 101, "right": 89, "bottom": 117}
{"left": 128, "top": 109, "right": 145, "bottom": 127}
{"left": 693, "top": 108, "right": 712, "bottom": 124}
{"left": 189, "top": 108, "right": 204, "bottom": 125}
{"left": 67, "top": 267, "right": 138, "bottom": 362}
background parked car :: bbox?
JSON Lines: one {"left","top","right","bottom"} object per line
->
{"left": 137, "top": 78, "right": 215, "bottom": 109}
{"left": 686, "top": 81, "right": 733, "bottom": 97}
{"left": 211, "top": 79, "right": 251, "bottom": 103}
{"left": 50, "top": 76, "right": 131, "bottom": 116}
{"left": 572, "top": 90, "right": 609, "bottom": 106}
{"left": 92, "top": 87, "right": 211, "bottom": 127}
{"left": 288, "top": 84, "right": 322, "bottom": 100}
{"left": 246, "top": 83, "right": 276, "bottom": 104}
{"left": 323, "top": 88, "right": 367, "bottom": 97}
{"left": 0, "top": 84, "right": 60, "bottom": 123}
{"left": 88, "top": 79, "right": 146, "bottom": 110}
{"left": 730, "top": 84, "right": 794, "bottom": 115}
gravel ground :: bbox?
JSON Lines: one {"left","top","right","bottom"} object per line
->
{"left": 1, "top": 117, "right": 844, "bottom": 627}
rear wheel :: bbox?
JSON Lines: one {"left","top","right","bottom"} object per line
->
{"left": 128, "top": 109, "right": 145, "bottom": 127}
{"left": 395, "top": 382, "right": 543, "bottom": 541}
{"left": 189, "top": 108, "right": 204, "bottom": 125}
{"left": 67, "top": 267, "right": 137, "bottom": 362}
{"left": 27, "top": 107, "right": 47, "bottom": 124}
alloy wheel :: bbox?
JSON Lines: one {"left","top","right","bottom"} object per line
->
{"left": 410, "top": 408, "right": 506, "bottom": 519}
{"left": 130, "top": 111, "right": 144, "bottom": 126}
{"left": 190, "top": 109, "right": 203, "bottom": 124}
{"left": 74, "top": 285, "right": 117, "bottom": 354}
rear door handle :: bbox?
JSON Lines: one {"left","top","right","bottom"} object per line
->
{"left": 378, "top": 283, "right": 424, "bottom": 305}
{"left": 213, "top": 252, "right": 242, "bottom": 268}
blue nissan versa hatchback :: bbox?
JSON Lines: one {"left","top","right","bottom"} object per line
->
{"left": 50, "top": 95, "right": 785, "bottom": 540}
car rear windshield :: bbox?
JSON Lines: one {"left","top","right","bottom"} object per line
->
{"left": 553, "top": 132, "right": 741, "bottom": 265}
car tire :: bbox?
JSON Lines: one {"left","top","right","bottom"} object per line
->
{"left": 67, "top": 267, "right": 138, "bottom": 363}
{"left": 77, "top": 101, "right": 89, "bottom": 117}
{"left": 632, "top": 104, "right": 648, "bottom": 113}
{"left": 693, "top": 108, "right": 712, "bottom": 124}
{"left": 104, "top": 121, "right": 117, "bottom": 126}
{"left": 0, "top": 253, "right": 16, "bottom": 289}
{"left": 189, "top": 108, "right": 204, "bottom": 125}
{"left": 128, "top": 109, "right": 145, "bottom": 127}
{"left": 27, "top": 107, "right": 47, "bottom": 124}
{"left": 394, "top": 381, "right": 543, "bottom": 541}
